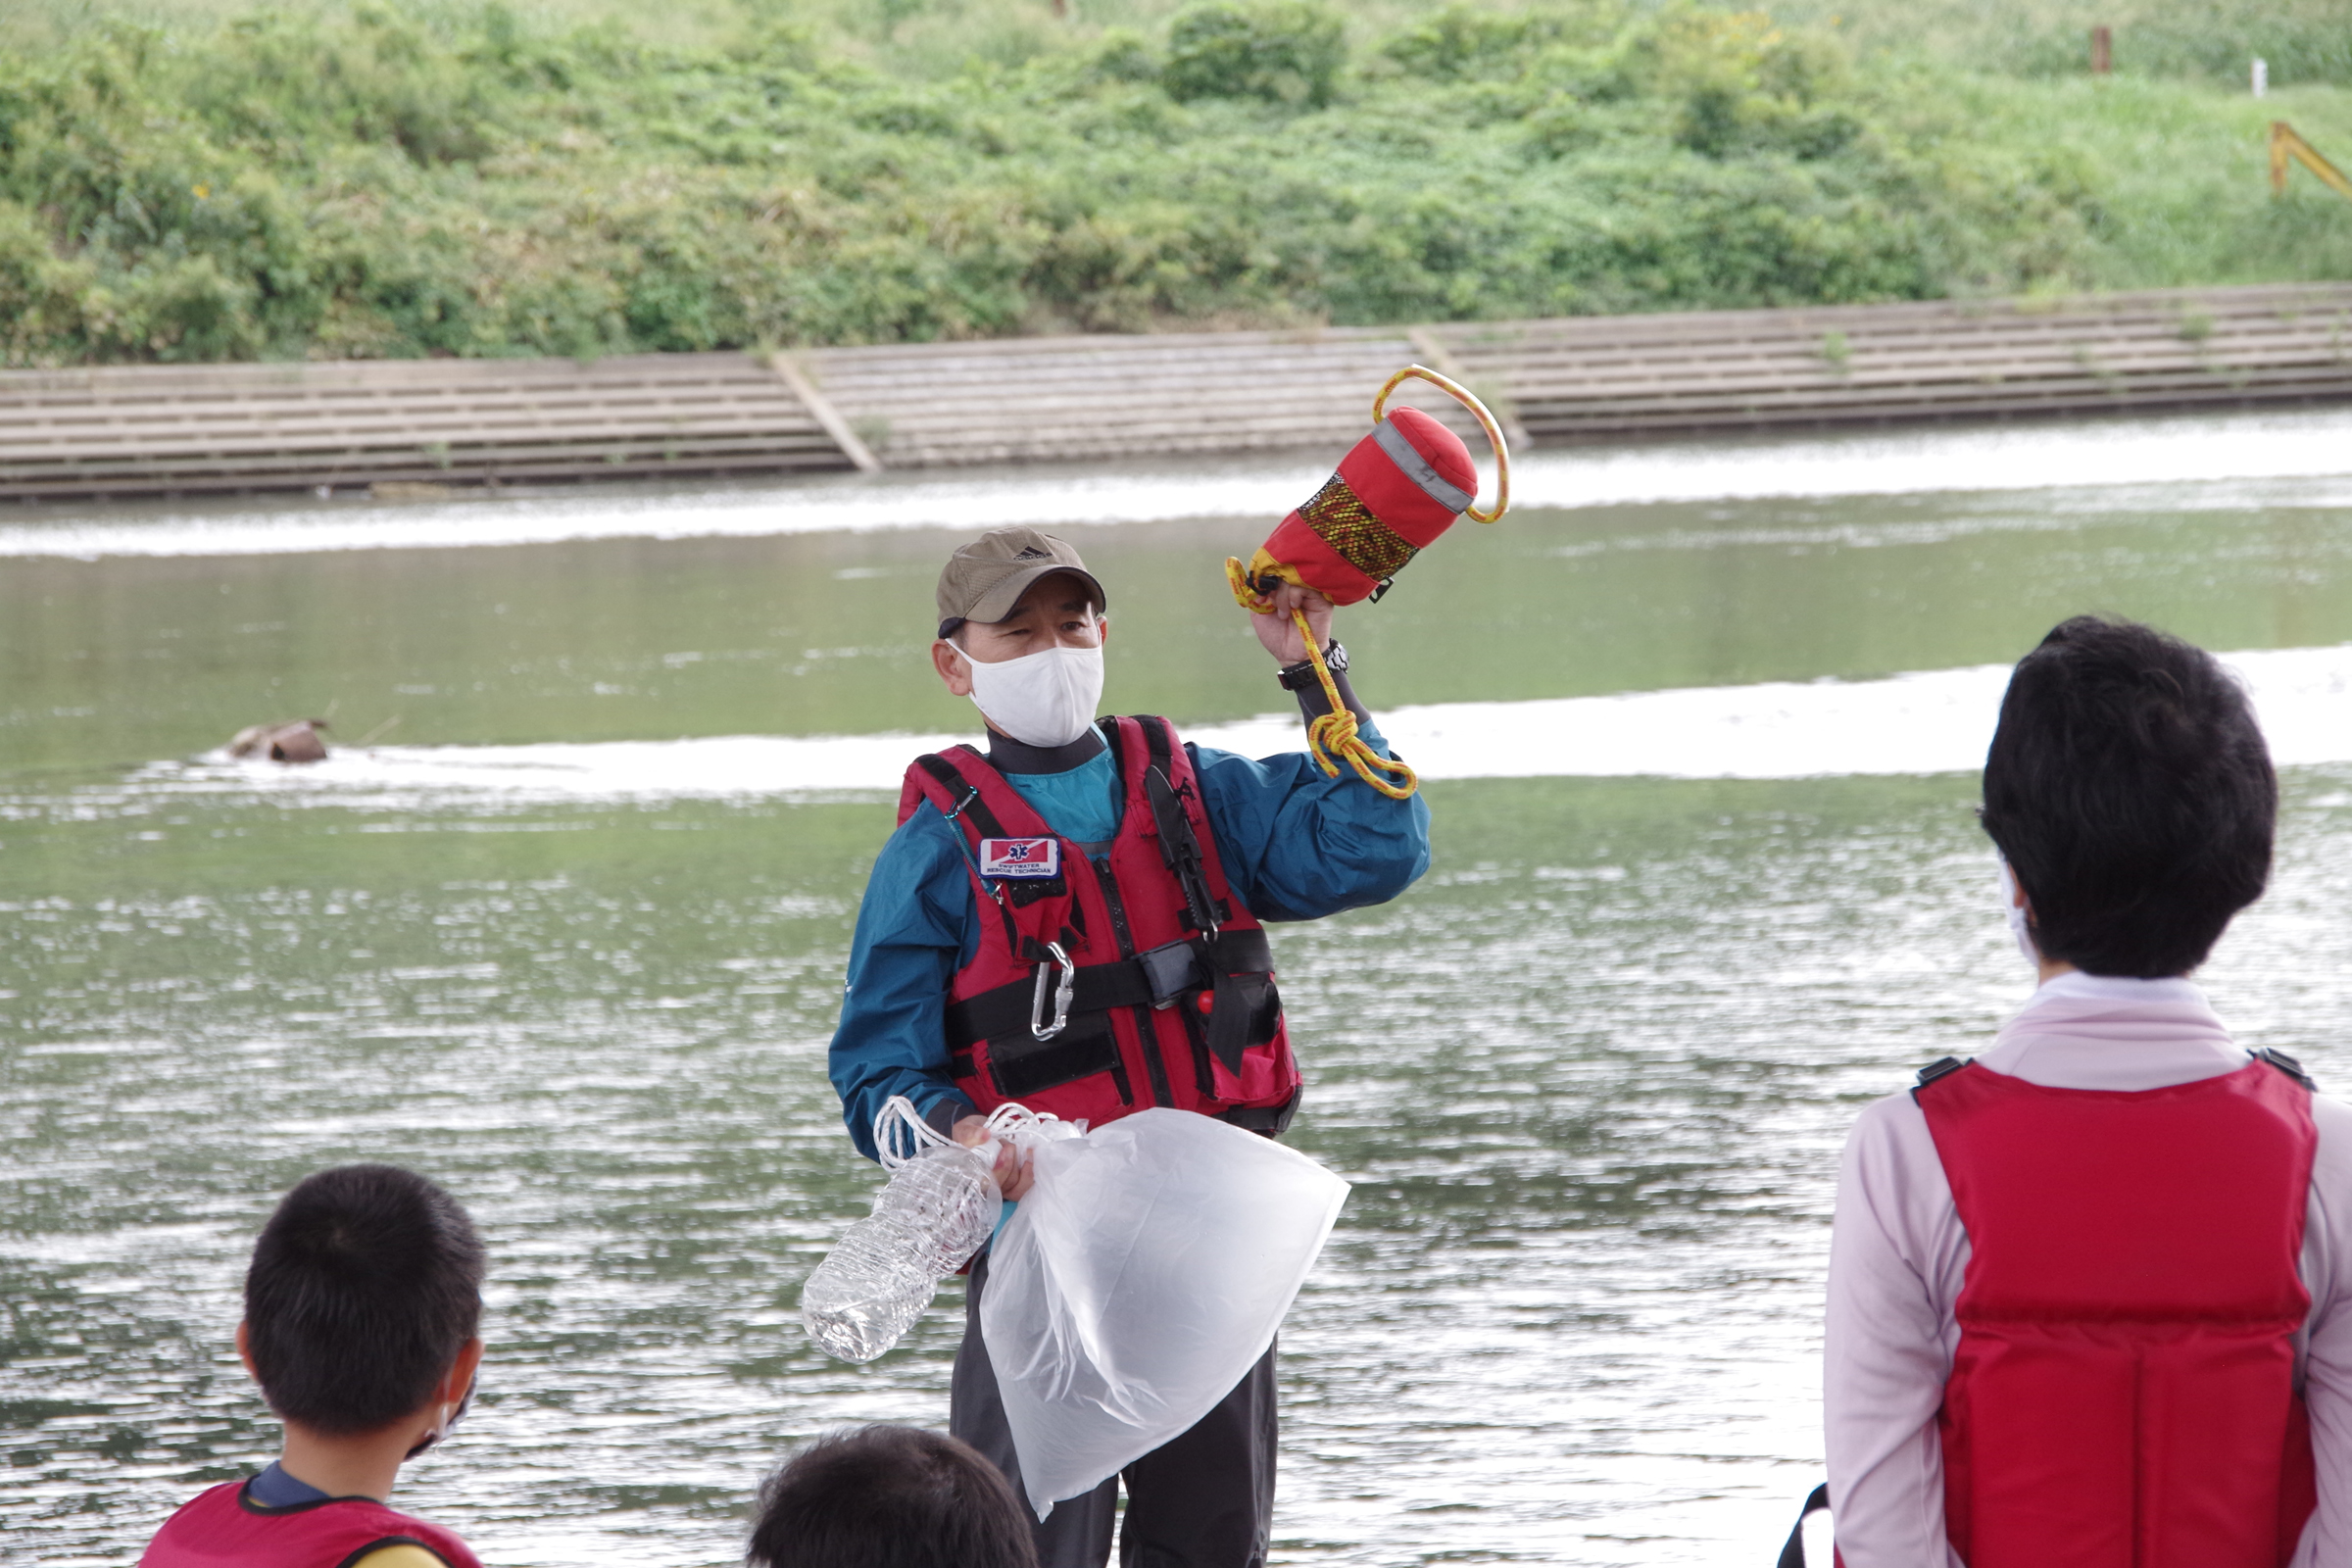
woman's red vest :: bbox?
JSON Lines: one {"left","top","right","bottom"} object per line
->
{"left": 897, "top": 715, "right": 1300, "bottom": 1130}
{"left": 1916, "top": 1056, "right": 2318, "bottom": 1568}
{"left": 141, "top": 1479, "right": 482, "bottom": 1568}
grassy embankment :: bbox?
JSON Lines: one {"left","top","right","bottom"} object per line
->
{"left": 0, "top": 0, "right": 2347, "bottom": 366}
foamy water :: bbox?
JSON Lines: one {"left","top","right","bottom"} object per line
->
{"left": 7, "top": 404, "right": 2351, "bottom": 560}
{"left": 118, "top": 640, "right": 2352, "bottom": 805}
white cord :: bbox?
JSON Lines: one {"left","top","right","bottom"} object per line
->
{"left": 985, "top": 1101, "right": 1080, "bottom": 1151}
{"left": 873, "top": 1095, "right": 1081, "bottom": 1172}
{"left": 872, "top": 1094, "right": 956, "bottom": 1171}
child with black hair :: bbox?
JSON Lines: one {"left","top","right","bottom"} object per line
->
{"left": 1824, "top": 616, "right": 2352, "bottom": 1567}
{"left": 141, "top": 1164, "right": 487, "bottom": 1568}
{"left": 749, "top": 1425, "right": 1038, "bottom": 1568}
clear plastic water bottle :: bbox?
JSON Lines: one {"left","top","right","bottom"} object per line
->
{"left": 802, "top": 1141, "right": 1002, "bottom": 1363}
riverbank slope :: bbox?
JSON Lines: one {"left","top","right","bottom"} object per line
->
{"left": 2, "top": 0, "right": 2348, "bottom": 368}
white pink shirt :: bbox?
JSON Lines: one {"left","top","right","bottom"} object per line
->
{"left": 1825, "top": 971, "right": 2352, "bottom": 1566}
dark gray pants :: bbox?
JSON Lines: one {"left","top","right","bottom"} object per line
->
{"left": 952, "top": 1249, "right": 1278, "bottom": 1568}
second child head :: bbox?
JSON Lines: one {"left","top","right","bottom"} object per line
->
{"left": 748, "top": 1425, "right": 1037, "bottom": 1568}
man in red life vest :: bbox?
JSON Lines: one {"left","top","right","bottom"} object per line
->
{"left": 829, "top": 525, "right": 1431, "bottom": 1568}
{"left": 1824, "top": 615, "right": 2352, "bottom": 1566}
{"left": 141, "top": 1164, "right": 486, "bottom": 1568}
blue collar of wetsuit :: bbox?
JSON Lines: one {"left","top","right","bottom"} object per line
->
{"left": 245, "top": 1460, "right": 334, "bottom": 1508}
{"left": 985, "top": 726, "right": 1107, "bottom": 774}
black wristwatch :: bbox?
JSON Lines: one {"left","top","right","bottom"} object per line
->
{"left": 1276, "top": 640, "right": 1348, "bottom": 692}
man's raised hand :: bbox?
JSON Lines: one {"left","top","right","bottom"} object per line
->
{"left": 1250, "top": 580, "right": 1336, "bottom": 664}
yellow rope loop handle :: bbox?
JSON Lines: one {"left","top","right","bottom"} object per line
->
{"left": 1372, "top": 365, "right": 1512, "bottom": 524}
{"left": 1290, "top": 608, "right": 1417, "bottom": 801}
{"left": 1225, "top": 553, "right": 1277, "bottom": 613}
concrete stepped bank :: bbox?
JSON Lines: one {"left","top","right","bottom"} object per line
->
{"left": 4, "top": 282, "right": 2349, "bottom": 502}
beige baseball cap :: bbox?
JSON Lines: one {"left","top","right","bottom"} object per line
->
{"left": 935, "top": 526, "right": 1106, "bottom": 638}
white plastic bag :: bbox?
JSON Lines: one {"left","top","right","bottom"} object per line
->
{"left": 978, "top": 1107, "right": 1350, "bottom": 1519}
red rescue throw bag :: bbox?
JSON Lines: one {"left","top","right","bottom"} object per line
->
{"left": 1220, "top": 366, "right": 1511, "bottom": 803}
{"left": 1233, "top": 365, "right": 1510, "bottom": 608}
{"left": 1250, "top": 407, "right": 1476, "bottom": 606}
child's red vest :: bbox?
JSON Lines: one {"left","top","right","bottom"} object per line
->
{"left": 1917, "top": 1056, "right": 2318, "bottom": 1568}
{"left": 141, "top": 1479, "right": 482, "bottom": 1568}
{"left": 897, "top": 715, "right": 1299, "bottom": 1129}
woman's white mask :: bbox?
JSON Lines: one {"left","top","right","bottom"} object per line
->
{"left": 956, "top": 640, "right": 1104, "bottom": 749}
{"left": 1998, "top": 858, "right": 2038, "bottom": 964}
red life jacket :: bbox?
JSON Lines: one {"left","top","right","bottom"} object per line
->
{"left": 1916, "top": 1055, "right": 2319, "bottom": 1568}
{"left": 896, "top": 715, "right": 1300, "bottom": 1130}
{"left": 141, "top": 1479, "right": 482, "bottom": 1568}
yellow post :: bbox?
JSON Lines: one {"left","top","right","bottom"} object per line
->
{"left": 2272, "top": 121, "right": 2352, "bottom": 203}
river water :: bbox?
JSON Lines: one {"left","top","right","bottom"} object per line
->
{"left": 7, "top": 408, "right": 2352, "bottom": 1566}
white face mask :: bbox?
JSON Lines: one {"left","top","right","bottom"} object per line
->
{"left": 955, "top": 641, "right": 1104, "bottom": 749}
{"left": 1998, "top": 858, "right": 2038, "bottom": 964}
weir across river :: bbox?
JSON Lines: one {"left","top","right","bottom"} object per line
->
{"left": 4, "top": 281, "right": 2350, "bottom": 501}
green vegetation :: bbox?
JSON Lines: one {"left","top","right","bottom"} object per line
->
{"left": 0, "top": 0, "right": 2346, "bottom": 367}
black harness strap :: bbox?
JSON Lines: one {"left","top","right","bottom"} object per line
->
{"left": 917, "top": 752, "right": 1010, "bottom": 840}
{"left": 1907, "top": 1050, "right": 2314, "bottom": 1102}
{"left": 1138, "top": 712, "right": 1173, "bottom": 769}
{"left": 1141, "top": 721, "right": 1235, "bottom": 933}
{"left": 1096, "top": 714, "right": 1127, "bottom": 790}
{"left": 1909, "top": 1054, "right": 1972, "bottom": 1102}
{"left": 1217, "top": 1091, "right": 1300, "bottom": 1137}
{"left": 1775, "top": 1484, "right": 1831, "bottom": 1568}
{"left": 948, "top": 963, "right": 1153, "bottom": 1046}
{"left": 1147, "top": 763, "right": 1221, "bottom": 938}
{"left": 2253, "top": 1047, "right": 2319, "bottom": 1091}
{"left": 945, "top": 929, "right": 1275, "bottom": 1047}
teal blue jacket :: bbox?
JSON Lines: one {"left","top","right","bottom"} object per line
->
{"left": 828, "top": 721, "right": 1430, "bottom": 1159}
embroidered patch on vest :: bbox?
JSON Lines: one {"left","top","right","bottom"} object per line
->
{"left": 1298, "top": 472, "right": 1419, "bottom": 581}
{"left": 979, "top": 837, "right": 1060, "bottom": 878}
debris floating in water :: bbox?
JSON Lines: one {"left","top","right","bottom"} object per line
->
{"left": 226, "top": 717, "right": 329, "bottom": 763}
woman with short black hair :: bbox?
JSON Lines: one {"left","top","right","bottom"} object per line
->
{"left": 1824, "top": 615, "right": 2352, "bottom": 1567}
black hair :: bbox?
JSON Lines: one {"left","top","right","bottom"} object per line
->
{"left": 244, "top": 1164, "right": 485, "bottom": 1436}
{"left": 1981, "top": 614, "right": 2275, "bottom": 978}
{"left": 747, "top": 1426, "right": 1037, "bottom": 1568}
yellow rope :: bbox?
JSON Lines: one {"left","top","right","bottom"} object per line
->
{"left": 1293, "top": 608, "right": 1419, "bottom": 799}
{"left": 1225, "top": 558, "right": 1419, "bottom": 801}
{"left": 1372, "top": 365, "right": 1511, "bottom": 523}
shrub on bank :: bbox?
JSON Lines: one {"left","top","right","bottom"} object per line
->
{"left": 0, "top": 0, "right": 2344, "bottom": 367}
{"left": 1163, "top": 1, "right": 1347, "bottom": 107}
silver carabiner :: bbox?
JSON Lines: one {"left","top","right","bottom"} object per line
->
{"left": 1030, "top": 941, "right": 1076, "bottom": 1041}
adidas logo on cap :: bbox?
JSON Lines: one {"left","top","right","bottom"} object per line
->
{"left": 937, "top": 526, "right": 1102, "bottom": 632}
